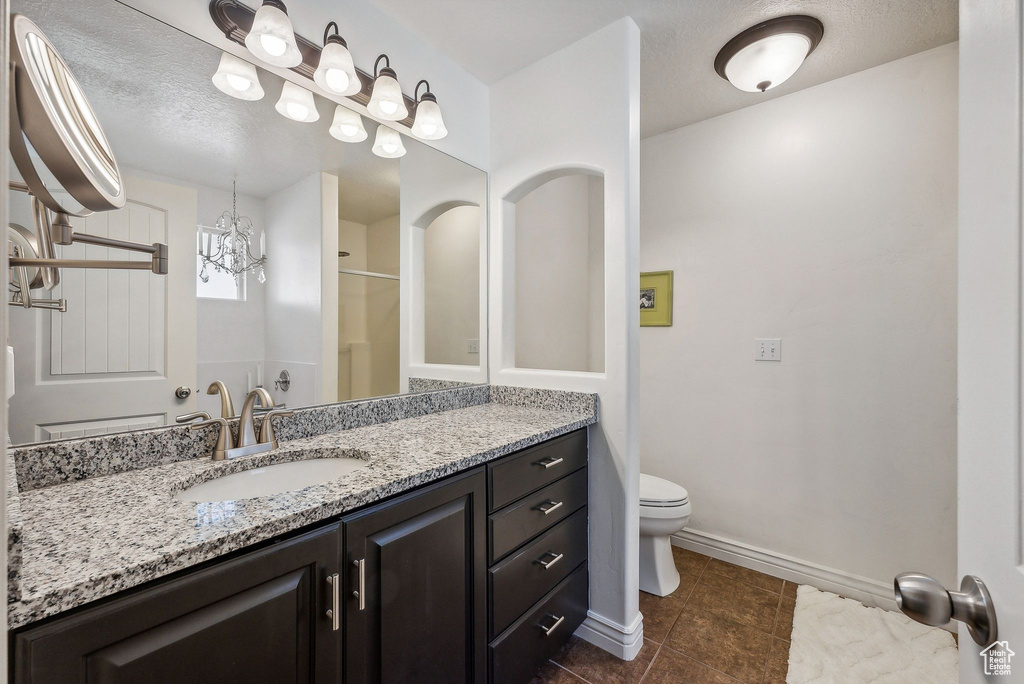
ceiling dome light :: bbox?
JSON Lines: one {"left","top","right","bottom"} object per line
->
{"left": 411, "top": 80, "right": 448, "bottom": 140}
{"left": 329, "top": 105, "right": 367, "bottom": 143}
{"left": 368, "top": 54, "right": 409, "bottom": 121}
{"left": 371, "top": 125, "right": 406, "bottom": 158}
{"left": 275, "top": 81, "right": 319, "bottom": 122}
{"left": 245, "top": 0, "right": 302, "bottom": 68}
{"left": 212, "top": 52, "right": 265, "bottom": 100}
{"left": 714, "top": 15, "right": 824, "bottom": 93}
{"left": 314, "top": 22, "right": 361, "bottom": 97}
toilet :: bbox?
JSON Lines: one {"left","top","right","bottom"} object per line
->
{"left": 639, "top": 473, "right": 692, "bottom": 596}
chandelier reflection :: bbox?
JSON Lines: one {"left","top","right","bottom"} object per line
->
{"left": 199, "top": 181, "right": 267, "bottom": 284}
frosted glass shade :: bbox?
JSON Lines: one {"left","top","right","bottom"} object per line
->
{"left": 275, "top": 82, "right": 319, "bottom": 122}
{"left": 411, "top": 97, "right": 447, "bottom": 140}
{"left": 367, "top": 72, "right": 408, "bottom": 121}
{"left": 212, "top": 52, "right": 264, "bottom": 101}
{"left": 371, "top": 125, "right": 406, "bottom": 158}
{"left": 329, "top": 105, "right": 367, "bottom": 143}
{"left": 723, "top": 33, "right": 812, "bottom": 92}
{"left": 244, "top": 2, "right": 301, "bottom": 68}
{"left": 314, "top": 40, "right": 361, "bottom": 96}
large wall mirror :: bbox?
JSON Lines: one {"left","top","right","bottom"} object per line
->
{"left": 6, "top": 0, "right": 488, "bottom": 445}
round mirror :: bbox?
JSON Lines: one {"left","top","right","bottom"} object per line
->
{"left": 9, "top": 14, "right": 125, "bottom": 214}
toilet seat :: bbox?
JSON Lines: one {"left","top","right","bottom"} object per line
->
{"left": 640, "top": 473, "right": 689, "bottom": 507}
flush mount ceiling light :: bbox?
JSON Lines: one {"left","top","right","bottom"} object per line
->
{"left": 275, "top": 81, "right": 319, "bottom": 122}
{"left": 368, "top": 55, "right": 409, "bottom": 121}
{"left": 714, "top": 15, "right": 824, "bottom": 93}
{"left": 411, "top": 80, "right": 447, "bottom": 140}
{"left": 371, "top": 124, "right": 406, "bottom": 158}
{"left": 212, "top": 52, "right": 265, "bottom": 100}
{"left": 314, "top": 22, "right": 361, "bottom": 97}
{"left": 245, "top": 0, "right": 301, "bottom": 68}
{"left": 329, "top": 105, "right": 367, "bottom": 142}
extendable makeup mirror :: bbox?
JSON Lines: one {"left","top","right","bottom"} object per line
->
{"left": 7, "top": 14, "right": 169, "bottom": 312}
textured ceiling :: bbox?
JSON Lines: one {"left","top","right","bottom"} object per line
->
{"left": 14, "top": 0, "right": 402, "bottom": 225}
{"left": 369, "top": 0, "right": 959, "bottom": 138}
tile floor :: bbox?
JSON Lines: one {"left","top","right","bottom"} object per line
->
{"left": 532, "top": 547, "right": 797, "bottom": 684}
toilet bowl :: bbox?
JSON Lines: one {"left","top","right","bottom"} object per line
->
{"left": 639, "top": 473, "right": 692, "bottom": 596}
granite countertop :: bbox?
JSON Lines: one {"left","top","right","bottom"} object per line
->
{"left": 8, "top": 398, "right": 597, "bottom": 628}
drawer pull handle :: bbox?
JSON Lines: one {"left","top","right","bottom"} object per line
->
{"left": 353, "top": 558, "right": 366, "bottom": 611}
{"left": 536, "top": 500, "right": 564, "bottom": 515}
{"left": 536, "top": 552, "right": 564, "bottom": 569}
{"left": 536, "top": 457, "right": 564, "bottom": 469}
{"left": 540, "top": 614, "right": 565, "bottom": 636}
{"left": 326, "top": 573, "right": 340, "bottom": 630}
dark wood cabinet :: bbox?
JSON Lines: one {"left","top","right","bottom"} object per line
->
{"left": 12, "top": 523, "right": 342, "bottom": 684}
{"left": 11, "top": 429, "right": 589, "bottom": 684}
{"left": 342, "top": 469, "right": 487, "bottom": 684}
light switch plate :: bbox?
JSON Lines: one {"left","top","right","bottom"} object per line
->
{"left": 755, "top": 338, "right": 781, "bottom": 361}
{"left": 467, "top": 339, "right": 480, "bottom": 354}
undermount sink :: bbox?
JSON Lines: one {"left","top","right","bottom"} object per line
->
{"left": 175, "top": 458, "right": 369, "bottom": 503}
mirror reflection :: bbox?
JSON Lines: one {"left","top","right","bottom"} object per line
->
{"left": 7, "top": 0, "right": 487, "bottom": 446}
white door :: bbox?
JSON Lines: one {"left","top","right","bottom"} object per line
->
{"left": 956, "top": 0, "right": 1024, "bottom": 679}
{"left": 7, "top": 175, "right": 197, "bottom": 443}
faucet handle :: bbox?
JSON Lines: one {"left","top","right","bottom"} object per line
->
{"left": 175, "top": 411, "right": 211, "bottom": 424}
{"left": 189, "top": 417, "right": 235, "bottom": 461}
{"left": 258, "top": 410, "right": 295, "bottom": 448}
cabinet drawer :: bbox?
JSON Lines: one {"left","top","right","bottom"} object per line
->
{"left": 489, "top": 506, "right": 588, "bottom": 638}
{"left": 488, "top": 564, "right": 588, "bottom": 684}
{"left": 488, "top": 430, "right": 587, "bottom": 512}
{"left": 489, "top": 468, "right": 587, "bottom": 563}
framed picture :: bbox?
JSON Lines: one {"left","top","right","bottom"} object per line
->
{"left": 640, "top": 271, "right": 673, "bottom": 327}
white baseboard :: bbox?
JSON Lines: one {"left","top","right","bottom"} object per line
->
{"left": 672, "top": 529, "right": 899, "bottom": 613}
{"left": 574, "top": 610, "right": 644, "bottom": 660}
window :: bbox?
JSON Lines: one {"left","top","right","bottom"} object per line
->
{"left": 196, "top": 225, "right": 246, "bottom": 301}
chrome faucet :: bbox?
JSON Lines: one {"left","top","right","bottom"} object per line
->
{"left": 238, "top": 387, "right": 273, "bottom": 448}
{"left": 206, "top": 380, "right": 234, "bottom": 418}
{"left": 182, "top": 388, "right": 295, "bottom": 461}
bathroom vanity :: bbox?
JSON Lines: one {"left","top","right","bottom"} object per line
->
{"left": 7, "top": 390, "right": 595, "bottom": 684}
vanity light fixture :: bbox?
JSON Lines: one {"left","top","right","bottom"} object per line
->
{"left": 314, "top": 22, "right": 361, "bottom": 96}
{"left": 714, "top": 15, "right": 824, "bottom": 93}
{"left": 367, "top": 55, "right": 409, "bottom": 121}
{"left": 410, "top": 80, "right": 447, "bottom": 140}
{"left": 371, "top": 124, "right": 406, "bottom": 158}
{"left": 275, "top": 81, "right": 319, "bottom": 122}
{"left": 244, "top": 0, "right": 301, "bottom": 68}
{"left": 212, "top": 51, "right": 264, "bottom": 100}
{"left": 329, "top": 105, "right": 368, "bottom": 143}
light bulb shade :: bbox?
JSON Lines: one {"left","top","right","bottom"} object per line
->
{"left": 367, "top": 71, "right": 409, "bottom": 121}
{"left": 245, "top": 1, "right": 302, "bottom": 68}
{"left": 275, "top": 81, "right": 319, "bottom": 122}
{"left": 715, "top": 15, "right": 823, "bottom": 93}
{"left": 329, "top": 105, "right": 367, "bottom": 143}
{"left": 212, "top": 52, "right": 265, "bottom": 100}
{"left": 314, "top": 40, "right": 361, "bottom": 96}
{"left": 411, "top": 96, "right": 447, "bottom": 140}
{"left": 371, "top": 125, "right": 406, "bottom": 158}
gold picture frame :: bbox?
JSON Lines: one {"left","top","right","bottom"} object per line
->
{"left": 640, "top": 271, "right": 673, "bottom": 327}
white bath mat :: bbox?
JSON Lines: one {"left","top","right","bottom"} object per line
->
{"left": 787, "top": 585, "right": 958, "bottom": 684}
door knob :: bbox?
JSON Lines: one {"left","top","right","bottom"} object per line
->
{"left": 894, "top": 572, "right": 997, "bottom": 646}
{"left": 174, "top": 386, "right": 192, "bottom": 400}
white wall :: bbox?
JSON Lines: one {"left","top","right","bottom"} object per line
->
{"left": 640, "top": 44, "right": 959, "bottom": 594}
{"left": 366, "top": 215, "right": 400, "bottom": 396}
{"left": 122, "top": 0, "right": 490, "bottom": 170}
{"left": 515, "top": 174, "right": 604, "bottom": 372}
{"left": 424, "top": 205, "right": 480, "bottom": 366}
{"left": 264, "top": 172, "right": 338, "bottom": 406}
{"left": 490, "top": 18, "right": 642, "bottom": 658}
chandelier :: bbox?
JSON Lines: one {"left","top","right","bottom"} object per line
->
{"left": 199, "top": 181, "right": 266, "bottom": 284}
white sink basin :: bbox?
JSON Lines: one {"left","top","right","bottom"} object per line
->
{"left": 175, "top": 458, "right": 368, "bottom": 502}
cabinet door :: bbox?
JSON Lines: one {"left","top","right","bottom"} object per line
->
{"left": 343, "top": 469, "right": 486, "bottom": 684}
{"left": 13, "top": 523, "right": 342, "bottom": 684}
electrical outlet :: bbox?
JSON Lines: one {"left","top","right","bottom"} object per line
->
{"left": 755, "top": 338, "right": 781, "bottom": 361}
{"left": 467, "top": 339, "right": 480, "bottom": 354}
